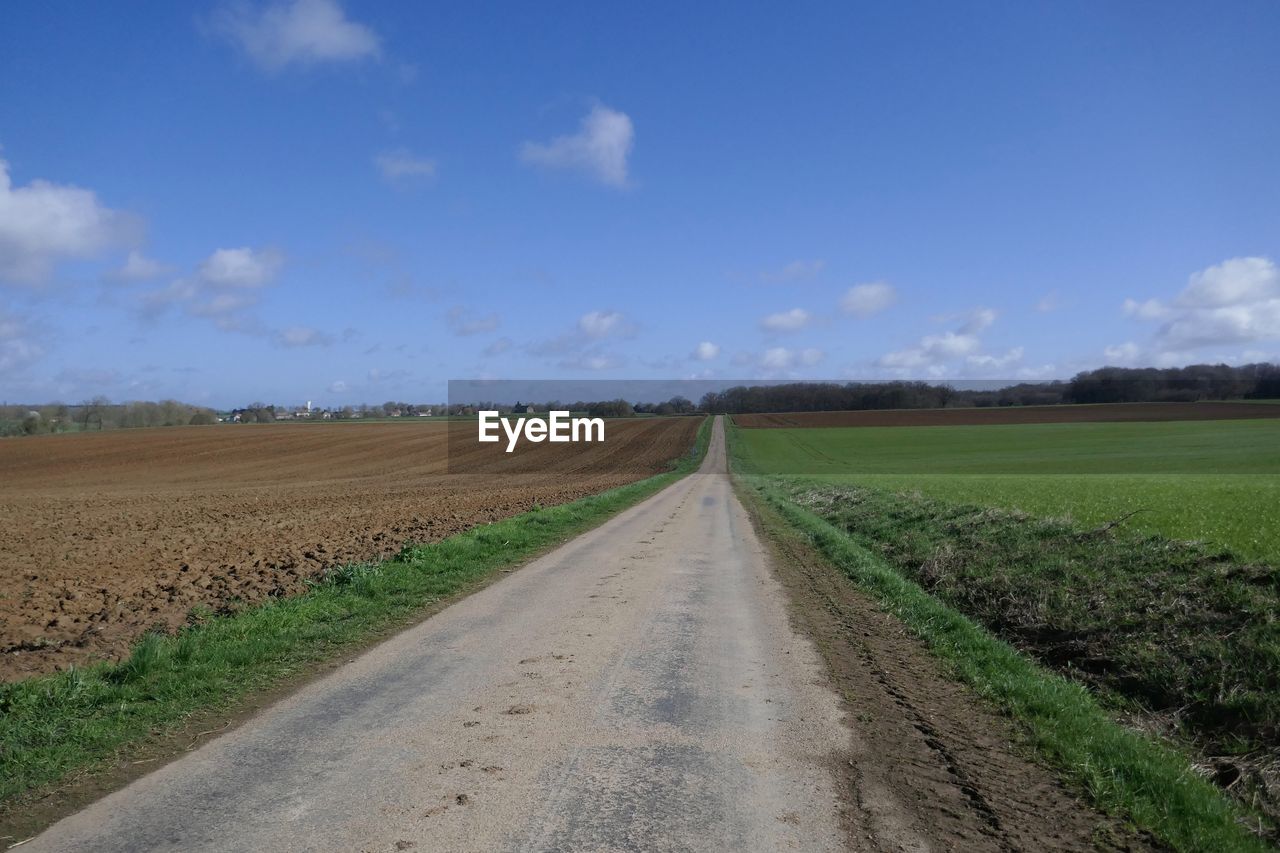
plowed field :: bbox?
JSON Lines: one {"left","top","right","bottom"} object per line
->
{"left": 734, "top": 400, "right": 1280, "bottom": 428}
{"left": 0, "top": 418, "right": 700, "bottom": 681}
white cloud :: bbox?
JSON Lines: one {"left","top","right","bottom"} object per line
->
{"left": 275, "top": 326, "right": 333, "bottom": 347}
{"left": 760, "top": 346, "right": 824, "bottom": 371}
{"left": 1122, "top": 298, "right": 1171, "bottom": 320}
{"left": 1178, "top": 256, "right": 1278, "bottom": 308}
{"left": 447, "top": 306, "right": 501, "bottom": 336}
{"left": 1127, "top": 257, "right": 1280, "bottom": 353}
{"left": 1160, "top": 301, "right": 1280, "bottom": 350}
{"left": 578, "top": 310, "right": 625, "bottom": 338}
{"left": 840, "top": 281, "right": 896, "bottom": 318}
{"left": 520, "top": 104, "right": 634, "bottom": 188}
{"left": 966, "top": 347, "right": 1024, "bottom": 370}
{"left": 0, "top": 156, "right": 140, "bottom": 284}
{"left": 760, "top": 307, "right": 811, "bottom": 332}
{"left": 328, "top": 379, "right": 348, "bottom": 393}
{"left": 198, "top": 246, "right": 283, "bottom": 288}
{"left": 1104, "top": 342, "right": 1141, "bottom": 365}
{"left": 111, "top": 249, "right": 171, "bottom": 282}
{"left": 142, "top": 246, "right": 283, "bottom": 331}
{"left": 214, "top": 0, "right": 381, "bottom": 70}
{"left": 527, "top": 310, "right": 633, "bottom": 366}
{"left": 374, "top": 149, "right": 437, "bottom": 184}
{"left": 760, "top": 259, "right": 825, "bottom": 284}
{"left": 693, "top": 341, "right": 720, "bottom": 361}
{"left": 879, "top": 332, "right": 981, "bottom": 369}
{"left": 877, "top": 309, "right": 1004, "bottom": 373}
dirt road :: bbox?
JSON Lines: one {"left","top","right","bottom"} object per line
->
{"left": 26, "top": 418, "right": 851, "bottom": 851}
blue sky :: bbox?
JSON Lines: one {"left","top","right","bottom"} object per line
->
{"left": 2, "top": 0, "right": 1278, "bottom": 407}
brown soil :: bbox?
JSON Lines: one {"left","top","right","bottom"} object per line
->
{"left": 735, "top": 400, "right": 1280, "bottom": 428}
{"left": 737, "top": 482, "right": 1155, "bottom": 852}
{"left": 0, "top": 418, "right": 699, "bottom": 681}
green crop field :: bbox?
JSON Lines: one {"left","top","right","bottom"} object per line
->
{"left": 732, "top": 414, "right": 1280, "bottom": 845}
{"left": 734, "top": 418, "right": 1280, "bottom": 563}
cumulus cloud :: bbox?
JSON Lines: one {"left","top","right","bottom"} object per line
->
{"left": 1178, "top": 256, "right": 1277, "bottom": 308}
{"left": 143, "top": 246, "right": 283, "bottom": 331}
{"left": 275, "top": 326, "right": 333, "bottom": 347}
{"left": 760, "top": 259, "right": 825, "bottom": 284}
{"left": 760, "top": 307, "right": 811, "bottom": 333}
{"left": 840, "top": 281, "right": 896, "bottom": 318}
{"left": 0, "top": 156, "right": 141, "bottom": 284}
{"left": 879, "top": 332, "right": 981, "bottom": 369}
{"left": 374, "top": 149, "right": 437, "bottom": 184}
{"left": 198, "top": 246, "right": 283, "bottom": 288}
{"left": 877, "top": 308, "right": 1011, "bottom": 374}
{"left": 447, "top": 306, "right": 501, "bottom": 336}
{"left": 693, "top": 341, "right": 720, "bottom": 361}
{"left": 214, "top": 0, "right": 381, "bottom": 70}
{"left": 328, "top": 379, "right": 348, "bottom": 393}
{"left": 1126, "top": 257, "right": 1280, "bottom": 354}
{"left": 111, "top": 249, "right": 171, "bottom": 282}
{"left": 520, "top": 104, "right": 634, "bottom": 188}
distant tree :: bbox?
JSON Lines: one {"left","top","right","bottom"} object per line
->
{"left": 80, "top": 396, "right": 110, "bottom": 430}
{"left": 586, "top": 399, "right": 635, "bottom": 418}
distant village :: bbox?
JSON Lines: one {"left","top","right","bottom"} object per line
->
{"left": 222, "top": 397, "right": 694, "bottom": 423}
{"left": 223, "top": 401, "right": 446, "bottom": 423}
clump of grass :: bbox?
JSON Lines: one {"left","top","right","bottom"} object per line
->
{"left": 0, "top": 416, "right": 712, "bottom": 810}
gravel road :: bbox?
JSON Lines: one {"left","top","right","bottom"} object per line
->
{"left": 28, "top": 417, "right": 850, "bottom": 851}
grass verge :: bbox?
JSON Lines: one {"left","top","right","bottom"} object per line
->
{"left": 0, "top": 416, "right": 711, "bottom": 812}
{"left": 727, "top": 425, "right": 1271, "bottom": 851}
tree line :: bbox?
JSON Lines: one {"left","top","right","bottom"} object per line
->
{"left": 694, "top": 363, "right": 1280, "bottom": 414}
{"left": 0, "top": 398, "right": 217, "bottom": 436}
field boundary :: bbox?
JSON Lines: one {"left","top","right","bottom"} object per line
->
{"left": 0, "top": 416, "right": 711, "bottom": 842}
{"left": 725, "top": 424, "right": 1268, "bottom": 852}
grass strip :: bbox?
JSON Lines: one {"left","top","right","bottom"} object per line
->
{"left": 0, "top": 415, "right": 711, "bottom": 806}
{"left": 741, "top": 475, "right": 1268, "bottom": 851}
{"left": 773, "top": 481, "right": 1280, "bottom": 755}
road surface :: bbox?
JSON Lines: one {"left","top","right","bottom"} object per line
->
{"left": 29, "top": 417, "right": 849, "bottom": 851}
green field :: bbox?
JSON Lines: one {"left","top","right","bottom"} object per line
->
{"left": 734, "top": 418, "right": 1280, "bottom": 563}
{"left": 732, "top": 415, "right": 1280, "bottom": 846}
